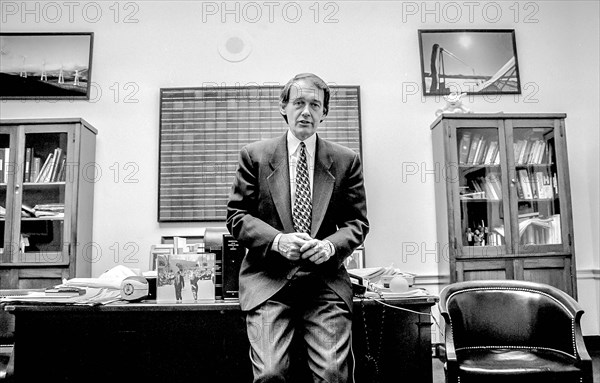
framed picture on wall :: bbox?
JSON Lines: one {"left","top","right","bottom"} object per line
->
{"left": 418, "top": 29, "right": 521, "bottom": 96}
{"left": 0, "top": 32, "right": 94, "bottom": 100}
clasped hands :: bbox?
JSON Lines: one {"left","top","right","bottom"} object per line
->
{"left": 277, "top": 233, "right": 332, "bottom": 265}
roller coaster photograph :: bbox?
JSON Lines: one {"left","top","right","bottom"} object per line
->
{"left": 418, "top": 29, "right": 522, "bottom": 96}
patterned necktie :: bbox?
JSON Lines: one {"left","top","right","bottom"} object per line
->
{"left": 293, "top": 142, "right": 312, "bottom": 234}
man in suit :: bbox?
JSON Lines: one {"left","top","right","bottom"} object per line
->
{"left": 227, "top": 73, "right": 369, "bottom": 383}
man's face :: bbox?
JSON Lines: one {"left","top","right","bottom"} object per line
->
{"left": 281, "top": 79, "right": 326, "bottom": 141}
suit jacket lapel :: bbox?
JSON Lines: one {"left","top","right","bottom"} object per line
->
{"left": 311, "top": 136, "right": 335, "bottom": 237}
{"left": 267, "top": 134, "right": 295, "bottom": 233}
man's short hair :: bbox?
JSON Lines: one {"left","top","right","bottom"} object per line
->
{"left": 279, "top": 73, "right": 330, "bottom": 123}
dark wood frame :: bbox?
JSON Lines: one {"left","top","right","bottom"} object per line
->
{"left": 418, "top": 29, "right": 521, "bottom": 96}
{"left": 0, "top": 32, "right": 94, "bottom": 100}
{"left": 430, "top": 113, "right": 577, "bottom": 298}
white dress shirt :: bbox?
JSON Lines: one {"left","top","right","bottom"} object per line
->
{"left": 271, "top": 131, "right": 335, "bottom": 256}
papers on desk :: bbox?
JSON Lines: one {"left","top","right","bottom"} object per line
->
{"left": 59, "top": 264, "right": 138, "bottom": 290}
{"left": 0, "top": 288, "right": 121, "bottom": 306}
{"left": 0, "top": 266, "right": 143, "bottom": 306}
{"left": 371, "top": 288, "right": 431, "bottom": 299}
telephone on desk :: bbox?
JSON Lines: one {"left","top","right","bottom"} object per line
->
{"left": 349, "top": 270, "right": 422, "bottom": 299}
{"left": 349, "top": 272, "right": 370, "bottom": 295}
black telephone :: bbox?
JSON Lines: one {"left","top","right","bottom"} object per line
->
{"left": 349, "top": 272, "right": 368, "bottom": 295}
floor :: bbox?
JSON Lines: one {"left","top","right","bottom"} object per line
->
{"left": 431, "top": 349, "right": 600, "bottom": 383}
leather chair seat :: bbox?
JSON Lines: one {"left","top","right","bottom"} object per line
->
{"left": 458, "top": 348, "right": 582, "bottom": 377}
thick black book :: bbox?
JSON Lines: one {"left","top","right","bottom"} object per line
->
{"left": 210, "top": 247, "right": 223, "bottom": 301}
{"left": 221, "top": 234, "right": 245, "bottom": 300}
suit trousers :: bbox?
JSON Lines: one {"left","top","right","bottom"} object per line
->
{"left": 245, "top": 272, "right": 353, "bottom": 383}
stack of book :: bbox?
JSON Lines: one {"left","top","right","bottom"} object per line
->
{"left": 516, "top": 169, "right": 557, "bottom": 199}
{"left": 458, "top": 132, "right": 500, "bottom": 165}
{"left": 33, "top": 203, "right": 65, "bottom": 218}
{"left": 513, "top": 138, "right": 552, "bottom": 165}
{"left": 20, "top": 204, "right": 64, "bottom": 218}
{"left": 30, "top": 147, "right": 67, "bottom": 183}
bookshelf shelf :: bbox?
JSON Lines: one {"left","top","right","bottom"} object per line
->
{"left": 460, "top": 199, "right": 503, "bottom": 202}
{"left": 21, "top": 217, "right": 65, "bottom": 221}
{"left": 22, "top": 182, "right": 66, "bottom": 188}
{"left": 431, "top": 113, "right": 576, "bottom": 298}
{"left": 0, "top": 118, "right": 97, "bottom": 289}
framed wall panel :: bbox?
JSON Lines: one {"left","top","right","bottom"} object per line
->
{"left": 158, "top": 85, "right": 362, "bottom": 222}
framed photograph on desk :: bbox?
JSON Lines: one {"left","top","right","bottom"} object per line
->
{"left": 344, "top": 246, "right": 365, "bottom": 269}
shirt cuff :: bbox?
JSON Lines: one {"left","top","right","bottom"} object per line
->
{"left": 271, "top": 233, "right": 282, "bottom": 253}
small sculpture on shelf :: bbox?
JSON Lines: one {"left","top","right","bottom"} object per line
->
{"left": 466, "top": 224, "right": 487, "bottom": 246}
{"left": 436, "top": 92, "right": 472, "bottom": 116}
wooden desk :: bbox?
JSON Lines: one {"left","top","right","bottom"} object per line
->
{"left": 5, "top": 295, "right": 437, "bottom": 382}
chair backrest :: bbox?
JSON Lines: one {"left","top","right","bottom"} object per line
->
{"left": 439, "top": 280, "right": 584, "bottom": 357}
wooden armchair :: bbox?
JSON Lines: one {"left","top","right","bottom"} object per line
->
{"left": 439, "top": 280, "right": 593, "bottom": 383}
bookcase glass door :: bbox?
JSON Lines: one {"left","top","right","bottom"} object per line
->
{"left": 18, "top": 132, "right": 69, "bottom": 263}
{"left": 456, "top": 127, "right": 507, "bottom": 251}
{"left": 0, "top": 133, "right": 9, "bottom": 260}
{"left": 510, "top": 125, "right": 561, "bottom": 250}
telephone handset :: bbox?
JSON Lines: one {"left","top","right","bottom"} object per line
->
{"left": 349, "top": 272, "right": 369, "bottom": 296}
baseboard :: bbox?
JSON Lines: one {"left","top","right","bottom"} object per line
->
{"left": 584, "top": 335, "right": 600, "bottom": 353}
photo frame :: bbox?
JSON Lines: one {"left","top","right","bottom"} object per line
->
{"left": 344, "top": 246, "right": 365, "bottom": 269}
{"left": 418, "top": 29, "right": 521, "bottom": 96}
{"left": 0, "top": 32, "right": 94, "bottom": 100}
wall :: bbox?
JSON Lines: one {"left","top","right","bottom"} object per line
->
{"left": 1, "top": 1, "right": 598, "bottom": 334}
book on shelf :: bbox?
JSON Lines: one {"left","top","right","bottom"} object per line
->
{"left": 35, "top": 153, "right": 53, "bottom": 183}
{"left": 32, "top": 148, "right": 66, "bottom": 183}
{"left": 473, "top": 137, "right": 486, "bottom": 165}
{"left": 18, "top": 203, "right": 65, "bottom": 218}
{"left": 534, "top": 171, "right": 554, "bottom": 199}
{"left": 458, "top": 132, "right": 471, "bottom": 164}
{"left": 483, "top": 140, "right": 498, "bottom": 164}
{"left": 460, "top": 191, "right": 486, "bottom": 199}
{"left": 468, "top": 174, "right": 501, "bottom": 200}
{"left": 517, "top": 169, "right": 533, "bottom": 199}
{"left": 21, "top": 204, "right": 36, "bottom": 217}
{"left": 49, "top": 148, "right": 63, "bottom": 182}
{"left": 519, "top": 214, "right": 561, "bottom": 245}
{"left": 30, "top": 157, "right": 41, "bottom": 183}
{"left": 0, "top": 149, "right": 4, "bottom": 184}
{"left": 466, "top": 133, "right": 483, "bottom": 164}
{"left": 24, "top": 147, "right": 32, "bottom": 182}
{"left": 0, "top": 148, "right": 9, "bottom": 184}
{"left": 56, "top": 156, "right": 67, "bottom": 181}
{"left": 485, "top": 173, "right": 502, "bottom": 200}
{"left": 460, "top": 134, "right": 500, "bottom": 166}
{"left": 513, "top": 138, "right": 550, "bottom": 165}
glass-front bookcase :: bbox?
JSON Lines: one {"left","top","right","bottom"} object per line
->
{"left": 0, "top": 119, "right": 96, "bottom": 289}
{"left": 432, "top": 114, "right": 576, "bottom": 297}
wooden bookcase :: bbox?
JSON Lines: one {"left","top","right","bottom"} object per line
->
{"left": 431, "top": 113, "right": 577, "bottom": 297}
{"left": 0, "top": 118, "right": 97, "bottom": 289}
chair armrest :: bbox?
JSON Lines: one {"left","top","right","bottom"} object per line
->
{"left": 573, "top": 312, "right": 593, "bottom": 383}
{"left": 442, "top": 316, "right": 459, "bottom": 381}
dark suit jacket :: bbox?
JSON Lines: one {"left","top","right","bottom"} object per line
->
{"left": 226, "top": 133, "right": 369, "bottom": 312}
